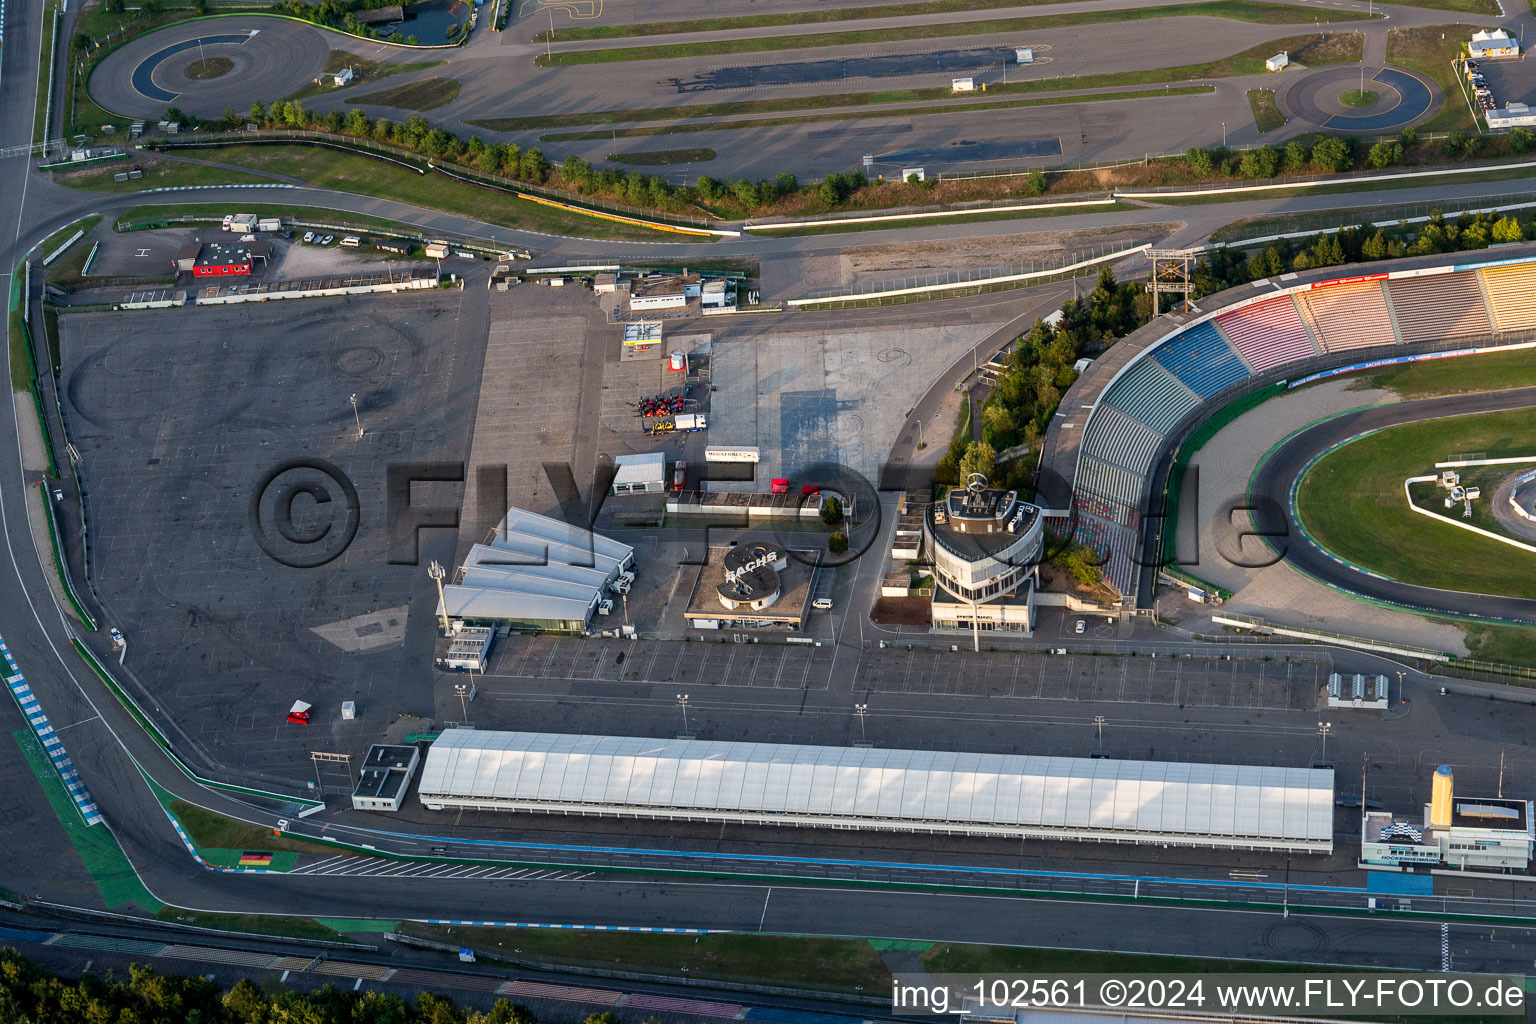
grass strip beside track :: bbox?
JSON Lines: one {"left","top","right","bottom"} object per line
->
{"left": 1386, "top": 24, "right": 1480, "bottom": 133}
{"left": 1295, "top": 407, "right": 1536, "bottom": 600}
{"left": 38, "top": 484, "right": 95, "bottom": 629}
{"left": 143, "top": 144, "right": 715, "bottom": 240}
{"left": 51, "top": 155, "right": 275, "bottom": 192}
{"left": 1349, "top": 345, "right": 1536, "bottom": 398}
{"left": 345, "top": 76, "right": 461, "bottom": 111}
{"left": 169, "top": 798, "right": 357, "bottom": 858}
{"left": 1461, "top": 622, "right": 1536, "bottom": 665}
{"left": 154, "top": 908, "right": 348, "bottom": 941}
{"left": 535, "top": 3, "right": 1356, "bottom": 65}
{"left": 537, "top": 86, "right": 1218, "bottom": 141}
{"left": 401, "top": 922, "right": 896, "bottom": 992}
{"left": 12, "top": 728, "right": 164, "bottom": 911}
{"left": 540, "top": 0, "right": 1483, "bottom": 39}
{"left": 36, "top": 216, "right": 102, "bottom": 260}
{"left": 115, "top": 202, "right": 422, "bottom": 236}
{"left": 285, "top": 49, "right": 446, "bottom": 102}
{"left": 751, "top": 202, "right": 1137, "bottom": 236}
{"left": 1247, "top": 88, "right": 1285, "bottom": 132}
{"left": 7, "top": 267, "right": 61, "bottom": 479}
{"left": 33, "top": 2, "right": 60, "bottom": 146}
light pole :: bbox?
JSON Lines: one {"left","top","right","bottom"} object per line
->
{"left": 428, "top": 560, "right": 449, "bottom": 635}
{"left": 454, "top": 681, "right": 470, "bottom": 722}
{"left": 1396, "top": 670, "right": 1405, "bottom": 703}
{"left": 1318, "top": 720, "right": 1332, "bottom": 763}
{"left": 349, "top": 393, "right": 363, "bottom": 439}
{"left": 1094, "top": 715, "right": 1106, "bottom": 754}
{"left": 677, "top": 693, "right": 691, "bottom": 735}
{"left": 855, "top": 703, "right": 868, "bottom": 743}
{"left": 1221, "top": 122, "right": 1227, "bottom": 148}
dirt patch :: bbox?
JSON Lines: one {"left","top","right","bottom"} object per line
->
{"left": 844, "top": 222, "right": 1183, "bottom": 276}
{"left": 1039, "top": 562, "right": 1120, "bottom": 607}
{"left": 872, "top": 596, "right": 931, "bottom": 625}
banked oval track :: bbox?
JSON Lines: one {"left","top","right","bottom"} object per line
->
{"left": 1249, "top": 386, "right": 1536, "bottom": 623}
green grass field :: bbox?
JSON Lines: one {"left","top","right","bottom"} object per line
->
{"left": 155, "top": 909, "right": 349, "bottom": 942}
{"left": 1351, "top": 347, "right": 1536, "bottom": 398}
{"left": 401, "top": 923, "right": 896, "bottom": 991}
{"left": 115, "top": 201, "right": 421, "bottom": 237}
{"left": 52, "top": 155, "right": 274, "bottom": 192}
{"left": 1247, "top": 88, "right": 1285, "bottom": 132}
{"left": 36, "top": 215, "right": 101, "bottom": 260}
{"left": 170, "top": 799, "right": 370, "bottom": 857}
{"left": 1385, "top": 24, "right": 1479, "bottom": 132}
{"left": 346, "top": 76, "right": 461, "bottom": 111}
{"left": 536, "top": 2, "right": 1356, "bottom": 64}
{"left": 1462, "top": 622, "right": 1536, "bottom": 665}
{"left": 1295, "top": 408, "right": 1536, "bottom": 600}
{"left": 121, "top": 146, "right": 705, "bottom": 241}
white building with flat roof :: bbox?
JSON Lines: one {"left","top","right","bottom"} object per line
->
{"left": 611, "top": 451, "right": 667, "bottom": 494}
{"left": 418, "top": 730, "right": 1335, "bottom": 852}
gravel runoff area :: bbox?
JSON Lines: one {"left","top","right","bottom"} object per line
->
{"left": 1179, "top": 378, "right": 1469, "bottom": 655}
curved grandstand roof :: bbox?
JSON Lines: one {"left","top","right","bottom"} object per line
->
{"left": 1038, "top": 245, "right": 1536, "bottom": 603}
{"left": 418, "top": 730, "right": 1335, "bottom": 852}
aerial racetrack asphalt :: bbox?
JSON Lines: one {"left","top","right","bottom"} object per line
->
{"left": 89, "top": 17, "right": 332, "bottom": 119}
{"left": 1248, "top": 387, "right": 1536, "bottom": 623}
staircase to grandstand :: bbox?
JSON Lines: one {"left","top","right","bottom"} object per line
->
{"left": 1060, "top": 252, "right": 1536, "bottom": 603}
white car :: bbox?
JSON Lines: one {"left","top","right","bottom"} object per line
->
{"left": 222, "top": 214, "right": 234, "bottom": 231}
{"left": 302, "top": 231, "right": 314, "bottom": 243}
{"left": 110, "top": 628, "right": 125, "bottom": 647}
{"left": 319, "top": 235, "right": 334, "bottom": 245}
{"left": 1074, "top": 619, "right": 1086, "bottom": 634}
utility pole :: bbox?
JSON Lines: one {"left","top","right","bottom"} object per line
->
{"left": 1317, "top": 720, "right": 1332, "bottom": 763}
{"left": 428, "top": 561, "right": 449, "bottom": 635}
{"left": 1500, "top": 750, "right": 1506, "bottom": 797}
{"left": 855, "top": 703, "right": 868, "bottom": 743}
{"left": 677, "top": 693, "right": 691, "bottom": 735}
{"left": 1094, "top": 715, "right": 1106, "bottom": 754}
{"left": 454, "top": 681, "right": 471, "bottom": 722}
{"left": 349, "top": 393, "right": 363, "bottom": 439}
{"left": 546, "top": 7, "right": 554, "bottom": 63}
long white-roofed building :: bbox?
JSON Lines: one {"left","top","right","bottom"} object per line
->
{"left": 417, "top": 730, "right": 1335, "bottom": 853}
{"left": 438, "top": 507, "right": 635, "bottom": 633}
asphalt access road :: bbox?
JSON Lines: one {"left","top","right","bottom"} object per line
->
{"left": 1250, "top": 388, "right": 1536, "bottom": 623}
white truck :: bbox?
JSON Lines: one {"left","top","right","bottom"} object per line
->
{"left": 674, "top": 413, "right": 708, "bottom": 431}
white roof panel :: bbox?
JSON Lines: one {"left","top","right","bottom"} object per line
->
{"left": 418, "top": 731, "right": 1334, "bottom": 845}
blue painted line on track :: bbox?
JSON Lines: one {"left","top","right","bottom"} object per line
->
{"left": 345, "top": 822, "right": 1373, "bottom": 897}
{"left": 131, "top": 33, "right": 248, "bottom": 101}
{"left": 1, "top": 637, "right": 103, "bottom": 826}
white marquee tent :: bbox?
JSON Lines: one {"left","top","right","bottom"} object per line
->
{"left": 418, "top": 730, "right": 1334, "bottom": 852}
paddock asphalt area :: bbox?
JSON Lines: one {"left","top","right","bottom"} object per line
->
{"left": 484, "top": 635, "right": 1324, "bottom": 709}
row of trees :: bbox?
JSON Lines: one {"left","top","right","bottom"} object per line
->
{"left": 1195, "top": 210, "right": 1529, "bottom": 295}
{"left": 0, "top": 950, "right": 637, "bottom": 1024}
{"left": 1182, "top": 126, "right": 1536, "bottom": 182}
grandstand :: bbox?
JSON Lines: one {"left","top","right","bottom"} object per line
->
{"left": 1387, "top": 272, "right": 1491, "bottom": 343}
{"left": 1296, "top": 280, "right": 1397, "bottom": 352}
{"left": 1480, "top": 262, "right": 1536, "bottom": 333}
{"left": 1216, "top": 295, "right": 1318, "bottom": 371}
{"left": 1039, "top": 247, "right": 1536, "bottom": 606}
{"left": 1150, "top": 321, "right": 1252, "bottom": 398}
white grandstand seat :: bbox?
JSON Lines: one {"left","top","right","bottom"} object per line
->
{"left": 1297, "top": 281, "right": 1397, "bottom": 352}
{"left": 1103, "top": 359, "right": 1200, "bottom": 434}
{"left": 1215, "top": 296, "right": 1319, "bottom": 372}
{"left": 1387, "top": 272, "right": 1492, "bottom": 343}
{"left": 1480, "top": 263, "right": 1536, "bottom": 333}
{"left": 1081, "top": 404, "right": 1164, "bottom": 475}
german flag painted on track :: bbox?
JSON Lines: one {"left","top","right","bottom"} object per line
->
{"left": 238, "top": 852, "right": 273, "bottom": 867}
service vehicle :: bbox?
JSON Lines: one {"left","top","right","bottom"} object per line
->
{"left": 672, "top": 460, "right": 686, "bottom": 491}
{"left": 303, "top": 231, "right": 314, "bottom": 243}
{"left": 287, "top": 700, "right": 312, "bottom": 724}
{"left": 109, "top": 628, "right": 125, "bottom": 647}
{"left": 340, "top": 236, "right": 361, "bottom": 248}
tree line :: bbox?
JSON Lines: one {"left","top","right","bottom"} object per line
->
{"left": 1194, "top": 209, "right": 1528, "bottom": 296}
{"left": 0, "top": 948, "right": 637, "bottom": 1024}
